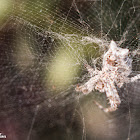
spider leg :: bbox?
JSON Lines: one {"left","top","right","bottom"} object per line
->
{"left": 130, "top": 74, "right": 140, "bottom": 82}
{"left": 84, "top": 63, "right": 98, "bottom": 76}
{"left": 94, "top": 79, "right": 121, "bottom": 113}
{"left": 76, "top": 75, "right": 100, "bottom": 94}
{"left": 94, "top": 100, "right": 118, "bottom": 113}
{"left": 106, "top": 78, "right": 122, "bottom": 112}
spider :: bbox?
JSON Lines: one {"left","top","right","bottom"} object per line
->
{"left": 76, "top": 40, "right": 140, "bottom": 112}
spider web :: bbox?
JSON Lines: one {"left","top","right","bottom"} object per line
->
{"left": 0, "top": 0, "right": 140, "bottom": 140}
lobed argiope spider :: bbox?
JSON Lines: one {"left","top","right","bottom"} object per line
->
{"left": 76, "top": 40, "right": 140, "bottom": 112}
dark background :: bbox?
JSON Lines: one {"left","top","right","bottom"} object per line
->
{"left": 0, "top": 0, "right": 140, "bottom": 140}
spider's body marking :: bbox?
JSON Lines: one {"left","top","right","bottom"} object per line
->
{"left": 76, "top": 40, "right": 139, "bottom": 112}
